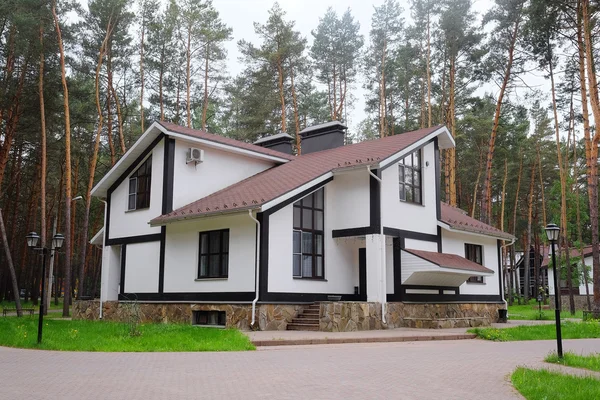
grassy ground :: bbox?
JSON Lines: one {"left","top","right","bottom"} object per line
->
{"left": 470, "top": 321, "right": 600, "bottom": 341}
{"left": 1, "top": 299, "right": 63, "bottom": 311}
{"left": 0, "top": 316, "right": 255, "bottom": 352}
{"left": 511, "top": 367, "right": 600, "bottom": 400}
{"left": 546, "top": 352, "right": 600, "bottom": 372}
{"left": 508, "top": 301, "right": 583, "bottom": 320}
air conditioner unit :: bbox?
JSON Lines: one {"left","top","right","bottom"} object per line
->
{"left": 186, "top": 147, "right": 204, "bottom": 164}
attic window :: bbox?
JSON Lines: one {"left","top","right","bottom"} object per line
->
{"left": 128, "top": 156, "right": 152, "bottom": 210}
{"left": 399, "top": 150, "right": 422, "bottom": 205}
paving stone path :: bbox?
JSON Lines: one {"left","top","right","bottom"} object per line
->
{"left": 2, "top": 338, "right": 600, "bottom": 400}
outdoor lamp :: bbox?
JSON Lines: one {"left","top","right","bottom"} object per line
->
{"left": 544, "top": 222, "right": 563, "bottom": 359}
{"left": 545, "top": 223, "right": 560, "bottom": 242}
{"left": 26, "top": 232, "right": 40, "bottom": 249}
{"left": 52, "top": 233, "right": 65, "bottom": 250}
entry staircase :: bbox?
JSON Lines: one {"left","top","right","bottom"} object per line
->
{"left": 286, "top": 303, "right": 320, "bottom": 331}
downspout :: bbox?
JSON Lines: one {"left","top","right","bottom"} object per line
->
{"left": 367, "top": 166, "right": 386, "bottom": 324}
{"left": 98, "top": 199, "right": 108, "bottom": 319}
{"left": 248, "top": 210, "right": 260, "bottom": 328}
{"left": 500, "top": 237, "right": 517, "bottom": 309}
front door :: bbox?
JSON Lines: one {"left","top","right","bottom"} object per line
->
{"left": 359, "top": 248, "right": 367, "bottom": 301}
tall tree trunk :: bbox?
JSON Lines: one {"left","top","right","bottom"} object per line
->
{"left": 106, "top": 47, "right": 115, "bottom": 166}
{"left": 53, "top": 1, "right": 73, "bottom": 317}
{"left": 426, "top": 9, "right": 432, "bottom": 128}
{"left": 447, "top": 57, "right": 457, "bottom": 206}
{"left": 379, "top": 39, "right": 387, "bottom": 138}
{"left": 139, "top": 13, "right": 145, "bottom": 132}
{"left": 537, "top": 149, "right": 547, "bottom": 228}
{"left": 109, "top": 84, "right": 126, "bottom": 154}
{"left": 524, "top": 164, "right": 536, "bottom": 301}
{"left": 0, "top": 209, "right": 21, "bottom": 316}
{"left": 186, "top": 30, "right": 192, "bottom": 128}
{"left": 276, "top": 57, "right": 287, "bottom": 133}
{"left": 580, "top": 0, "right": 600, "bottom": 311}
{"left": 39, "top": 26, "right": 47, "bottom": 250}
{"left": 290, "top": 63, "right": 301, "bottom": 154}
{"left": 202, "top": 42, "right": 209, "bottom": 131}
{"left": 159, "top": 44, "right": 166, "bottom": 121}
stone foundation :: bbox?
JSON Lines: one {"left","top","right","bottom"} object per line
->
{"left": 73, "top": 301, "right": 304, "bottom": 331}
{"left": 549, "top": 295, "right": 594, "bottom": 311}
{"left": 74, "top": 300, "right": 502, "bottom": 331}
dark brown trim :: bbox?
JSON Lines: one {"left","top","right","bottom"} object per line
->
{"left": 261, "top": 292, "right": 361, "bottom": 303}
{"left": 370, "top": 169, "right": 380, "bottom": 232}
{"left": 104, "top": 194, "right": 112, "bottom": 246}
{"left": 120, "top": 244, "right": 127, "bottom": 295}
{"left": 258, "top": 212, "right": 268, "bottom": 300}
{"left": 119, "top": 292, "right": 255, "bottom": 302}
{"left": 383, "top": 227, "right": 438, "bottom": 242}
{"left": 162, "top": 137, "right": 175, "bottom": 214}
{"left": 158, "top": 226, "right": 166, "bottom": 293}
{"left": 498, "top": 240, "right": 503, "bottom": 299}
{"left": 437, "top": 226, "right": 443, "bottom": 252}
{"left": 434, "top": 137, "right": 441, "bottom": 221}
{"left": 393, "top": 237, "right": 402, "bottom": 298}
{"left": 105, "top": 233, "right": 161, "bottom": 246}
{"left": 401, "top": 284, "right": 459, "bottom": 294}
{"left": 332, "top": 226, "right": 378, "bottom": 238}
{"left": 397, "top": 293, "right": 503, "bottom": 303}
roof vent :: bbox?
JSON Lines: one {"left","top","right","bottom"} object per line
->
{"left": 299, "top": 121, "right": 347, "bottom": 154}
{"left": 254, "top": 132, "right": 294, "bottom": 155}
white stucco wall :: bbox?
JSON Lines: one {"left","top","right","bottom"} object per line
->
{"left": 548, "top": 255, "right": 595, "bottom": 296}
{"left": 381, "top": 141, "right": 438, "bottom": 235}
{"left": 172, "top": 138, "right": 274, "bottom": 210}
{"left": 328, "top": 170, "right": 370, "bottom": 230}
{"left": 404, "top": 238, "right": 438, "bottom": 252}
{"left": 163, "top": 213, "right": 256, "bottom": 293}
{"left": 124, "top": 242, "right": 161, "bottom": 293}
{"left": 108, "top": 139, "right": 164, "bottom": 239}
{"left": 101, "top": 245, "right": 121, "bottom": 301}
{"left": 442, "top": 229, "right": 500, "bottom": 295}
{"left": 267, "top": 186, "right": 360, "bottom": 294}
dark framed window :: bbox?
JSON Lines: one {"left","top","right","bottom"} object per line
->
{"left": 465, "top": 243, "right": 484, "bottom": 283}
{"left": 293, "top": 188, "right": 324, "bottom": 278}
{"left": 399, "top": 150, "right": 422, "bottom": 204}
{"left": 192, "top": 310, "right": 226, "bottom": 326}
{"left": 198, "top": 229, "right": 229, "bottom": 279}
{"left": 128, "top": 156, "right": 152, "bottom": 210}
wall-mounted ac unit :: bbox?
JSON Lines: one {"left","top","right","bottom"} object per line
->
{"left": 186, "top": 147, "right": 204, "bottom": 164}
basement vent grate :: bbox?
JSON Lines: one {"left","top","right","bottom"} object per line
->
{"left": 192, "top": 310, "right": 226, "bottom": 327}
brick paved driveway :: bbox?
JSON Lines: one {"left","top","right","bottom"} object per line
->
{"left": 3, "top": 338, "right": 600, "bottom": 400}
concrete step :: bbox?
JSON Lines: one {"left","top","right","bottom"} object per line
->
{"left": 292, "top": 317, "right": 319, "bottom": 324}
{"left": 287, "top": 323, "right": 320, "bottom": 331}
{"left": 301, "top": 310, "right": 319, "bottom": 316}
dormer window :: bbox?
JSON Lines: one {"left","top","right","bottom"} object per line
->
{"left": 398, "top": 149, "right": 422, "bottom": 205}
{"left": 128, "top": 156, "right": 152, "bottom": 210}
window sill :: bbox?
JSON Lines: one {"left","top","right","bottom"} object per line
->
{"left": 195, "top": 277, "right": 228, "bottom": 281}
{"left": 125, "top": 207, "right": 150, "bottom": 213}
{"left": 399, "top": 200, "right": 425, "bottom": 207}
{"left": 293, "top": 277, "right": 327, "bottom": 281}
{"left": 466, "top": 281, "right": 486, "bottom": 285}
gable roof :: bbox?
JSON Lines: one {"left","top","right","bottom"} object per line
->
{"left": 150, "top": 124, "right": 452, "bottom": 226}
{"left": 404, "top": 248, "right": 494, "bottom": 274}
{"left": 91, "top": 121, "right": 293, "bottom": 198}
{"left": 439, "top": 202, "right": 515, "bottom": 241}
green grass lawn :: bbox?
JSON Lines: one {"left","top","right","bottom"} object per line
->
{"left": 546, "top": 352, "right": 600, "bottom": 372}
{"left": 0, "top": 316, "right": 255, "bottom": 352}
{"left": 1, "top": 299, "right": 63, "bottom": 311}
{"left": 512, "top": 367, "right": 600, "bottom": 400}
{"left": 508, "top": 301, "right": 583, "bottom": 320}
{"left": 470, "top": 321, "right": 600, "bottom": 341}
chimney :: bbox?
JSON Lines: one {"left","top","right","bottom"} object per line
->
{"left": 299, "top": 121, "right": 347, "bottom": 154}
{"left": 254, "top": 132, "right": 294, "bottom": 155}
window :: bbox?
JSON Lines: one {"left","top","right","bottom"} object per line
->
{"left": 465, "top": 243, "right": 484, "bottom": 283}
{"left": 399, "top": 150, "right": 422, "bottom": 204}
{"left": 198, "top": 229, "right": 229, "bottom": 279}
{"left": 128, "top": 156, "right": 152, "bottom": 210}
{"left": 293, "top": 188, "right": 324, "bottom": 278}
{"left": 193, "top": 310, "right": 226, "bottom": 326}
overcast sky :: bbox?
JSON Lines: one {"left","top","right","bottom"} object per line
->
{"left": 212, "top": 0, "right": 497, "bottom": 131}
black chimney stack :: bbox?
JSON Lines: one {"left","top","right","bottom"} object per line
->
{"left": 299, "top": 121, "right": 346, "bottom": 154}
{"left": 254, "top": 132, "right": 294, "bottom": 155}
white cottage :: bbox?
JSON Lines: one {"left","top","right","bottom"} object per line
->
{"left": 84, "top": 121, "right": 515, "bottom": 331}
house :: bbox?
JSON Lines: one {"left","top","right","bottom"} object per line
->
{"left": 546, "top": 245, "right": 595, "bottom": 309}
{"left": 77, "top": 120, "right": 515, "bottom": 331}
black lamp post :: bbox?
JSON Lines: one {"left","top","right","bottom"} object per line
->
{"left": 26, "top": 232, "right": 65, "bottom": 344}
{"left": 545, "top": 223, "right": 563, "bottom": 359}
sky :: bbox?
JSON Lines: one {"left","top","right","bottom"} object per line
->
{"left": 212, "top": 0, "right": 496, "bottom": 132}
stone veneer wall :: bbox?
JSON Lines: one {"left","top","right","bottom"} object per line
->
{"left": 73, "top": 301, "right": 304, "bottom": 331}
{"left": 319, "top": 301, "right": 503, "bottom": 331}
{"left": 548, "top": 295, "right": 594, "bottom": 311}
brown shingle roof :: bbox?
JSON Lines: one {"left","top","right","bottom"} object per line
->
{"left": 540, "top": 245, "right": 594, "bottom": 268}
{"left": 158, "top": 121, "right": 295, "bottom": 161}
{"left": 440, "top": 203, "right": 514, "bottom": 240}
{"left": 150, "top": 125, "right": 444, "bottom": 225}
{"left": 404, "top": 249, "right": 494, "bottom": 274}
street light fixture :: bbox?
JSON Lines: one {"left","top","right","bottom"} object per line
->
{"left": 545, "top": 223, "right": 563, "bottom": 359}
{"left": 27, "top": 232, "right": 65, "bottom": 344}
